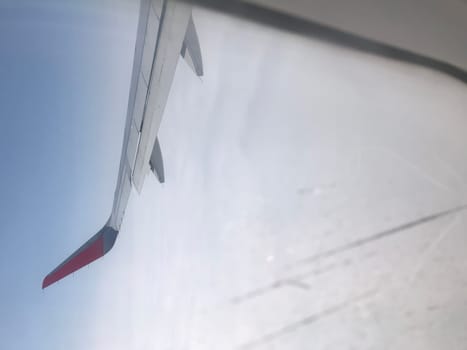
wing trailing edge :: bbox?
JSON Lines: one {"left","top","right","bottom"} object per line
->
{"left": 42, "top": 220, "right": 118, "bottom": 289}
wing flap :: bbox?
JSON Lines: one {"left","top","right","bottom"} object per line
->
{"left": 149, "top": 137, "right": 165, "bottom": 183}
{"left": 181, "top": 14, "right": 203, "bottom": 76}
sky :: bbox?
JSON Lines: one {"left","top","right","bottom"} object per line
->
{"left": 0, "top": 1, "right": 138, "bottom": 348}
{"left": 1, "top": 1, "right": 467, "bottom": 349}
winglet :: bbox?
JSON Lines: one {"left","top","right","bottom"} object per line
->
{"left": 42, "top": 220, "right": 118, "bottom": 289}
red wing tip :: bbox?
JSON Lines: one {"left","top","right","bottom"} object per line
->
{"left": 41, "top": 235, "right": 106, "bottom": 289}
{"left": 42, "top": 276, "right": 53, "bottom": 289}
{"left": 41, "top": 224, "right": 118, "bottom": 290}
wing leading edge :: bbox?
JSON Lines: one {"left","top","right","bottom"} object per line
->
{"left": 42, "top": 0, "right": 203, "bottom": 289}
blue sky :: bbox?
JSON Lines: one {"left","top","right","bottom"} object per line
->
{"left": 0, "top": 1, "right": 137, "bottom": 348}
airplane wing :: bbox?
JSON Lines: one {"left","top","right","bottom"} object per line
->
{"left": 42, "top": 0, "right": 203, "bottom": 289}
